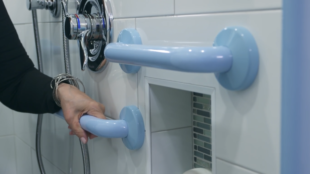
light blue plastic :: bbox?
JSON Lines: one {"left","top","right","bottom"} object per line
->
{"left": 214, "top": 27, "right": 259, "bottom": 90}
{"left": 117, "top": 29, "right": 142, "bottom": 74}
{"left": 56, "top": 105, "right": 145, "bottom": 150}
{"left": 104, "top": 27, "right": 259, "bottom": 91}
{"left": 281, "top": 1, "right": 310, "bottom": 173}
{"left": 120, "top": 105, "right": 145, "bottom": 150}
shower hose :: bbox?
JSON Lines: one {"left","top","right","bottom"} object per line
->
{"left": 32, "top": 2, "right": 92, "bottom": 173}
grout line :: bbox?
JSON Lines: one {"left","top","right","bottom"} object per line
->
{"left": 13, "top": 21, "right": 62, "bottom": 26}
{"left": 0, "top": 133, "right": 15, "bottom": 138}
{"left": 0, "top": 134, "right": 16, "bottom": 138}
{"left": 193, "top": 95, "right": 211, "bottom": 100}
{"left": 193, "top": 107, "right": 211, "bottom": 113}
{"left": 193, "top": 131, "right": 212, "bottom": 139}
{"left": 216, "top": 157, "right": 263, "bottom": 174}
{"left": 13, "top": 136, "right": 18, "bottom": 174}
{"left": 191, "top": 92, "right": 194, "bottom": 168}
{"left": 173, "top": 0, "right": 175, "bottom": 15}
{"left": 193, "top": 116, "right": 211, "bottom": 126}
{"left": 151, "top": 126, "right": 192, "bottom": 133}
{"left": 113, "top": 8, "right": 281, "bottom": 20}
{"left": 175, "top": 7, "right": 282, "bottom": 17}
{"left": 195, "top": 155, "right": 212, "bottom": 164}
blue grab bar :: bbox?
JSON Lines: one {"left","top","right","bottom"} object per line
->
{"left": 105, "top": 44, "right": 232, "bottom": 73}
{"left": 56, "top": 105, "right": 145, "bottom": 150}
{"left": 104, "top": 27, "right": 259, "bottom": 91}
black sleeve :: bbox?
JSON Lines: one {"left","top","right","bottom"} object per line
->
{"left": 0, "top": 0, "right": 61, "bottom": 114}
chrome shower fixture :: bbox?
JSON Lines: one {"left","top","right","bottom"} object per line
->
{"left": 62, "top": 0, "right": 113, "bottom": 72}
{"left": 26, "top": 0, "right": 61, "bottom": 18}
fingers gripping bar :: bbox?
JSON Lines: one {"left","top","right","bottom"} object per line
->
{"left": 56, "top": 105, "right": 145, "bottom": 150}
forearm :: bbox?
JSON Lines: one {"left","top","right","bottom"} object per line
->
{"left": 0, "top": 1, "right": 60, "bottom": 113}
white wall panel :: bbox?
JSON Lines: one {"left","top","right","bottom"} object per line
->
{"left": 15, "top": 137, "right": 32, "bottom": 174}
{"left": 110, "top": 0, "right": 174, "bottom": 18}
{"left": 0, "top": 103, "right": 14, "bottom": 137}
{"left": 31, "top": 150, "right": 65, "bottom": 174}
{"left": 175, "top": 0, "right": 281, "bottom": 15}
{"left": 15, "top": 24, "right": 38, "bottom": 68}
{"left": 150, "top": 85, "right": 192, "bottom": 132}
{"left": 0, "top": 136, "right": 17, "bottom": 174}
{"left": 3, "top": 0, "right": 32, "bottom": 24}
{"left": 13, "top": 111, "right": 37, "bottom": 149}
{"left": 136, "top": 11, "right": 281, "bottom": 174}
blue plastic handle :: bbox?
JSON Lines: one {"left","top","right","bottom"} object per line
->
{"left": 56, "top": 110, "right": 128, "bottom": 138}
{"left": 104, "top": 27, "right": 259, "bottom": 91}
{"left": 55, "top": 105, "right": 145, "bottom": 150}
{"left": 105, "top": 43, "right": 232, "bottom": 73}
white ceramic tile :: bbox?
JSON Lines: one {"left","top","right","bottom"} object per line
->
{"left": 40, "top": 114, "right": 56, "bottom": 164}
{"left": 49, "top": 22, "right": 65, "bottom": 76}
{"left": 53, "top": 116, "right": 87, "bottom": 173}
{"left": 175, "top": 0, "right": 281, "bottom": 15}
{"left": 71, "top": 136, "right": 85, "bottom": 174}
{"left": 0, "top": 136, "right": 17, "bottom": 174}
{"left": 91, "top": 136, "right": 148, "bottom": 174}
{"left": 15, "top": 137, "right": 32, "bottom": 174}
{"left": 110, "top": 0, "right": 174, "bottom": 18}
{"left": 52, "top": 116, "right": 71, "bottom": 172}
{"left": 217, "top": 159, "right": 258, "bottom": 174}
{"left": 13, "top": 111, "right": 37, "bottom": 149}
{"left": 3, "top": 0, "right": 32, "bottom": 24}
{"left": 150, "top": 85, "right": 192, "bottom": 132}
{"left": 91, "top": 138, "right": 120, "bottom": 174}
{"left": 151, "top": 127, "right": 192, "bottom": 174}
{"left": 38, "top": 23, "right": 53, "bottom": 76}
{"left": 14, "top": 24, "right": 38, "bottom": 68}
{"left": 137, "top": 11, "right": 281, "bottom": 174}
{"left": 0, "top": 103, "right": 14, "bottom": 137}
{"left": 31, "top": 150, "right": 65, "bottom": 174}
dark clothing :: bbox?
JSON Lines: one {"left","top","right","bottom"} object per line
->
{"left": 0, "top": 1, "right": 60, "bottom": 113}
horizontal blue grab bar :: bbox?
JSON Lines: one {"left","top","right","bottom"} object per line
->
{"left": 105, "top": 43, "right": 232, "bottom": 73}
{"left": 104, "top": 27, "right": 259, "bottom": 91}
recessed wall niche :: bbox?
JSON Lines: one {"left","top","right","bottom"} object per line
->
{"left": 150, "top": 85, "right": 212, "bottom": 174}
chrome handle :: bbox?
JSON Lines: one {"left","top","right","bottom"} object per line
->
{"left": 104, "top": 27, "right": 260, "bottom": 91}
{"left": 79, "top": 30, "right": 90, "bottom": 71}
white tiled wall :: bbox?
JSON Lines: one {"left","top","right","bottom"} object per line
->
{"left": 0, "top": 0, "right": 281, "bottom": 174}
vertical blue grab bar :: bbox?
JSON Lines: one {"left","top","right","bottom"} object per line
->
{"left": 104, "top": 27, "right": 260, "bottom": 91}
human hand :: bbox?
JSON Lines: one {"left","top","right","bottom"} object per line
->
{"left": 57, "top": 83, "right": 106, "bottom": 144}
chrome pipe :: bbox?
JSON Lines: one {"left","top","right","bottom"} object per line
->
{"left": 32, "top": 9, "right": 46, "bottom": 174}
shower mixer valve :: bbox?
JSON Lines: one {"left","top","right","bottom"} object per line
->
{"left": 62, "top": 0, "right": 113, "bottom": 72}
{"left": 26, "top": 0, "right": 61, "bottom": 17}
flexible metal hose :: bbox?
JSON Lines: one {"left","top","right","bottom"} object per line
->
{"left": 32, "top": 1, "right": 91, "bottom": 174}
{"left": 32, "top": 9, "right": 46, "bottom": 174}
{"left": 62, "top": 1, "right": 91, "bottom": 174}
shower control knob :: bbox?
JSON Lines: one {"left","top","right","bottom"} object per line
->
{"left": 64, "top": 14, "right": 105, "bottom": 41}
